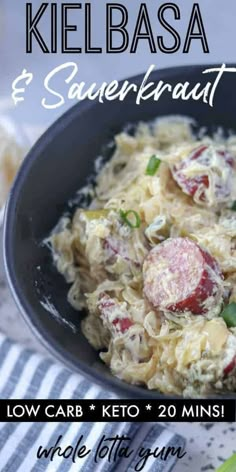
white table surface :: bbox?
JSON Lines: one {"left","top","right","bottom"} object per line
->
{"left": 1, "top": 0, "right": 236, "bottom": 470}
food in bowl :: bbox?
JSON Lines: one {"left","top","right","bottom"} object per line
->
{"left": 49, "top": 116, "right": 236, "bottom": 397}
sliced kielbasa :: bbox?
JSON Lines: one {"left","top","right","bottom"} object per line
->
{"left": 171, "top": 145, "right": 234, "bottom": 204}
{"left": 104, "top": 237, "right": 140, "bottom": 267}
{"left": 143, "top": 237, "right": 223, "bottom": 315}
{"left": 224, "top": 356, "right": 236, "bottom": 376}
{"left": 98, "top": 293, "right": 133, "bottom": 333}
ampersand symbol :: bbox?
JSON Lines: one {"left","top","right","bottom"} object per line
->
{"left": 11, "top": 69, "right": 33, "bottom": 106}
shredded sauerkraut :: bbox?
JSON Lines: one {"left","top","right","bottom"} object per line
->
{"left": 49, "top": 116, "right": 236, "bottom": 397}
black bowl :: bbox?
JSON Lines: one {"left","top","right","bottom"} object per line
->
{"left": 4, "top": 64, "right": 236, "bottom": 399}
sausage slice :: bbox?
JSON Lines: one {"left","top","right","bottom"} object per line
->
{"left": 98, "top": 293, "right": 133, "bottom": 333}
{"left": 143, "top": 238, "right": 223, "bottom": 315}
{"left": 171, "top": 145, "right": 234, "bottom": 204}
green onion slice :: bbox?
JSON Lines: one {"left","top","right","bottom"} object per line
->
{"left": 119, "top": 209, "right": 141, "bottom": 229}
{"left": 146, "top": 155, "right": 161, "bottom": 176}
{"left": 231, "top": 201, "right": 236, "bottom": 211}
{"left": 216, "top": 453, "right": 236, "bottom": 472}
{"left": 220, "top": 302, "right": 236, "bottom": 328}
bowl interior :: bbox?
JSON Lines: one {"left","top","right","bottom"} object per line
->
{"left": 4, "top": 65, "right": 236, "bottom": 398}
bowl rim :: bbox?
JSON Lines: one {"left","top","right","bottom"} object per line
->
{"left": 4, "top": 63, "right": 236, "bottom": 400}
{"left": 0, "top": 205, "right": 4, "bottom": 227}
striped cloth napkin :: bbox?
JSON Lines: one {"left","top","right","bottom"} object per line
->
{"left": 0, "top": 333, "right": 186, "bottom": 472}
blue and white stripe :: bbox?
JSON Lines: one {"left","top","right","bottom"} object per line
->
{"left": 0, "top": 333, "right": 185, "bottom": 471}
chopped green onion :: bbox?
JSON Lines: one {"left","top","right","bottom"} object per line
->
{"left": 231, "top": 201, "right": 236, "bottom": 211}
{"left": 119, "top": 209, "right": 141, "bottom": 229}
{"left": 216, "top": 454, "right": 236, "bottom": 472}
{"left": 220, "top": 302, "right": 236, "bottom": 327}
{"left": 145, "top": 155, "right": 161, "bottom": 176}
